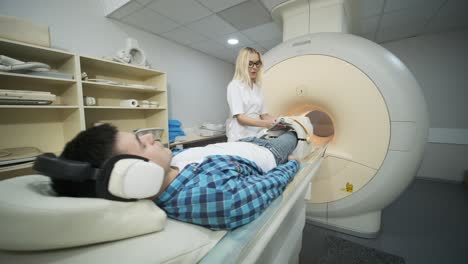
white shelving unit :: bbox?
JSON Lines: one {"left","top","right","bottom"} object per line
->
{"left": 0, "top": 38, "right": 168, "bottom": 180}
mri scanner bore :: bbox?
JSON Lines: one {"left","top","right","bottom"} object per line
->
{"left": 262, "top": 32, "right": 429, "bottom": 237}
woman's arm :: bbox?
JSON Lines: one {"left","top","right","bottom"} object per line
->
{"left": 260, "top": 113, "right": 276, "bottom": 121}
{"left": 236, "top": 114, "right": 275, "bottom": 128}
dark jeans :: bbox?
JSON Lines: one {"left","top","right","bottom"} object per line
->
{"left": 239, "top": 131, "right": 297, "bottom": 165}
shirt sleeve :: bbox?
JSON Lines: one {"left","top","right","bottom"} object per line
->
{"left": 262, "top": 160, "right": 300, "bottom": 187}
{"left": 228, "top": 160, "right": 300, "bottom": 229}
{"left": 227, "top": 81, "right": 244, "bottom": 117}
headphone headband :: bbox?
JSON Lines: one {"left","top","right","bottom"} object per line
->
{"left": 33, "top": 153, "right": 99, "bottom": 182}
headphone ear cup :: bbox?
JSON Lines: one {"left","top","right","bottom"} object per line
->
{"left": 108, "top": 159, "right": 165, "bottom": 199}
{"left": 96, "top": 154, "right": 165, "bottom": 201}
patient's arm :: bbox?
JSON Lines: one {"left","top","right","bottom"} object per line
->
{"left": 263, "top": 160, "right": 300, "bottom": 187}
{"left": 229, "top": 160, "right": 300, "bottom": 229}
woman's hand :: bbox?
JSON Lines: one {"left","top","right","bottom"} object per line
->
{"left": 263, "top": 119, "right": 276, "bottom": 128}
{"left": 260, "top": 114, "right": 277, "bottom": 128}
{"left": 236, "top": 114, "right": 275, "bottom": 128}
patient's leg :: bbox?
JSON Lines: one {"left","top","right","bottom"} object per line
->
{"left": 239, "top": 132, "right": 297, "bottom": 165}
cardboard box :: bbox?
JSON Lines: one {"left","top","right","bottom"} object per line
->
{"left": 0, "top": 16, "right": 50, "bottom": 47}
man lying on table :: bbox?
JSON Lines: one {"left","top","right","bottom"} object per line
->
{"left": 45, "top": 123, "right": 300, "bottom": 230}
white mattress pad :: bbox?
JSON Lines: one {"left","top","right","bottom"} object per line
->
{"left": 0, "top": 219, "right": 226, "bottom": 264}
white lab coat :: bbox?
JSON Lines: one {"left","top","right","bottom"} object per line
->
{"left": 226, "top": 80, "right": 267, "bottom": 142}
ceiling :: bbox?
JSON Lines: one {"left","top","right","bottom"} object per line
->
{"left": 106, "top": 0, "right": 468, "bottom": 64}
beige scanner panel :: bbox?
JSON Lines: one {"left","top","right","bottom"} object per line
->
{"left": 311, "top": 157, "right": 377, "bottom": 203}
{"left": 263, "top": 55, "right": 390, "bottom": 203}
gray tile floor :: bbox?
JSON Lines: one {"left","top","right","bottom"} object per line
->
{"left": 299, "top": 179, "right": 468, "bottom": 264}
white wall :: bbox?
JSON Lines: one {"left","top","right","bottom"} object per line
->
{"left": 0, "top": 0, "right": 233, "bottom": 128}
{"left": 382, "top": 29, "right": 468, "bottom": 182}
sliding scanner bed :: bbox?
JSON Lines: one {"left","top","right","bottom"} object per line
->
{"left": 257, "top": 116, "right": 314, "bottom": 160}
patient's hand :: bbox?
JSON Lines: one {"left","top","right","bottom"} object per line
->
{"left": 288, "top": 155, "right": 300, "bottom": 163}
{"left": 268, "top": 120, "right": 289, "bottom": 130}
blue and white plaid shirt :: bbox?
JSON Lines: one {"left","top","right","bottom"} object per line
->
{"left": 155, "top": 154, "right": 299, "bottom": 230}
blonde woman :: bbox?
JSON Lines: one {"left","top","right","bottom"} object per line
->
{"left": 226, "top": 47, "right": 276, "bottom": 142}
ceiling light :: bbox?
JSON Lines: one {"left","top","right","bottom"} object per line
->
{"left": 227, "top": 38, "right": 239, "bottom": 45}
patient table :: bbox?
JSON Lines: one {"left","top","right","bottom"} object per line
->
{"left": 0, "top": 147, "right": 324, "bottom": 264}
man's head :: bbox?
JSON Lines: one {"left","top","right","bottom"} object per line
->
{"left": 114, "top": 128, "right": 172, "bottom": 173}
{"left": 60, "top": 124, "right": 118, "bottom": 167}
{"left": 52, "top": 124, "right": 172, "bottom": 197}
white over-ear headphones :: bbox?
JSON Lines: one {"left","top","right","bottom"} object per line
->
{"left": 34, "top": 153, "right": 165, "bottom": 201}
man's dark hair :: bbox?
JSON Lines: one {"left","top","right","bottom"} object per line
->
{"left": 51, "top": 124, "right": 118, "bottom": 197}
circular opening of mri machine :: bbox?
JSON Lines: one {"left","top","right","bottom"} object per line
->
{"left": 290, "top": 108, "right": 336, "bottom": 144}
{"left": 306, "top": 111, "right": 334, "bottom": 138}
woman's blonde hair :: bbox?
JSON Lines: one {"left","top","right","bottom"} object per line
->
{"left": 233, "top": 47, "right": 263, "bottom": 87}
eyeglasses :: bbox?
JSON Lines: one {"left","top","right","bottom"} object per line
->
{"left": 248, "top": 60, "right": 262, "bottom": 68}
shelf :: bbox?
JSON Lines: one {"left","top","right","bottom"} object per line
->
{"left": 0, "top": 105, "right": 79, "bottom": 109}
{"left": 82, "top": 81, "right": 164, "bottom": 93}
{"left": 0, "top": 38, "right": 75, "bottom": 73}
{"left": 0, "top": 38, "right": 74, "bottom": 61}
{"left": 0, "top": 71, "right": 78, "bottom": 106}
{"left": 0, "top": 72, "right": 75, "bottom": 84}
{"left": 0, "top": 107, "right": 82, "bottom": 160}
{"left": 80, "top": 56, "right": 165, "bottom": 79}
{"left": 84, "top": 106, "right": 166, "bottom": 110}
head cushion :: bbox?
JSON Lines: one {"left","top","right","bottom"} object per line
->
{"left": 0, "top": 175, "right": 167, "bottom": 251}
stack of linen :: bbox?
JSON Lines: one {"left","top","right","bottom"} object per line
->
{"left": 168, "top": 119, "right": 185, "bottom": 143}
{"left": 199, "top": 123, "right": 225, "bottom": 137}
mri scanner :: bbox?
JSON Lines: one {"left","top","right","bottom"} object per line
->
{"left": 262, "top": 32, "right": 428, "bottom": 237}
{"left": 0, "top": 0, "right": 429, "bottom": 263}
{"left": 260, "top": 0, "right": 429, "bottom": 238}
